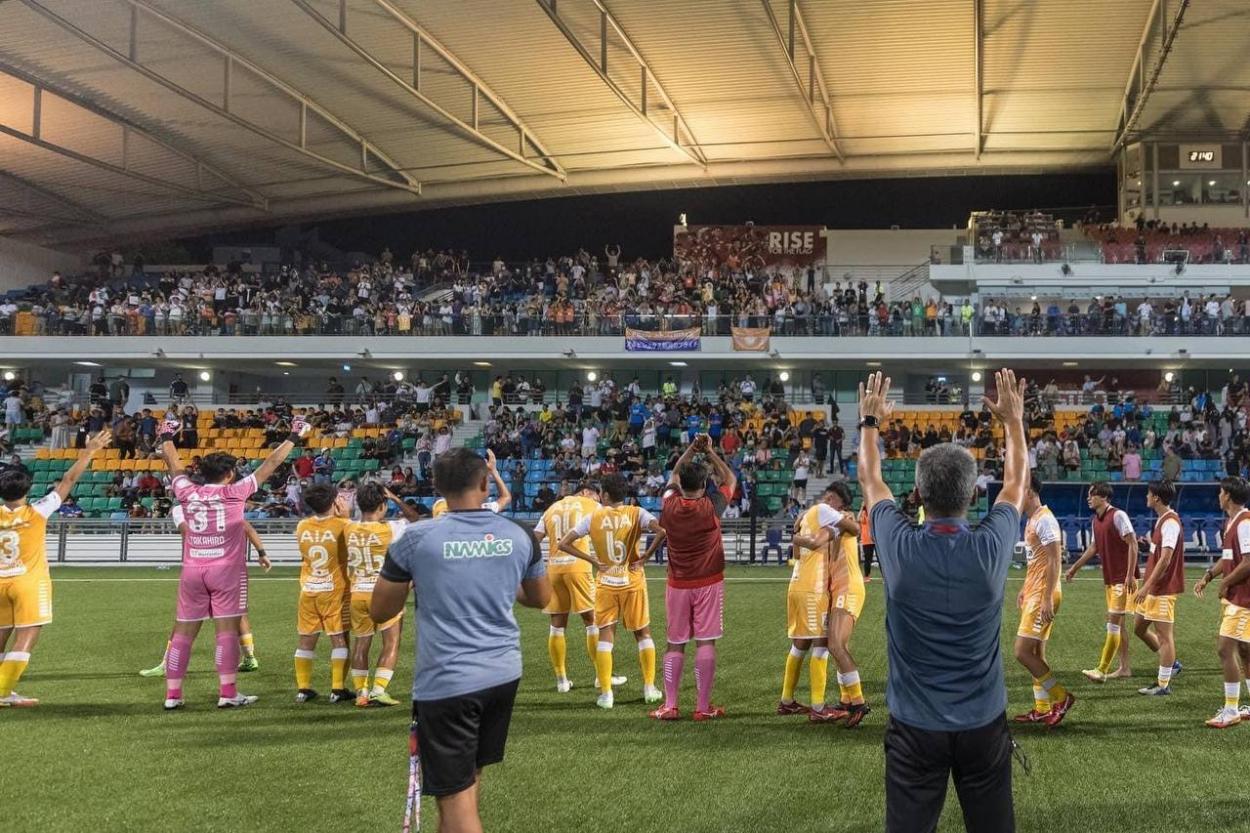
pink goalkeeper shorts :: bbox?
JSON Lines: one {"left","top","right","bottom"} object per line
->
{"left": 664, "top": 581, "right": 724, "bottom": 644}
{"left": 176, "top": 562, "right": 249, "bottom": 622}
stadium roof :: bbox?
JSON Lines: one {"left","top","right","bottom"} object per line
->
{"left": 0, "top": 0, "right": 1246, "bottom": 247}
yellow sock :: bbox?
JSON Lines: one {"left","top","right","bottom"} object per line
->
{"left": 330, "top": 648, "right": 348, "bottom": 690}
{"left": 585, "top": 626, "right": 599, "bottom": 666}
{"left": 781, "top": 647, "right": 805, "bottom": 702}
{"left": 638, "top": 638, "right": 656, "bottom": 688}
{"left": 837, "top": 669, "right": 864, "bottom": 705}
{"left": 1043, "top": 675, "right": 1068, "bottom": 707}
{"left": 1031, "top": 678, "right": 1049, "bottom": 713}
{"left": 371, "top": 667, "right": 394, "bottom": 696}
{"left": 240, "top": 632, "right": 256, "bottom": 659}
{"left": 810, "top": 648, "right": 829, "bottom": 709}
{"left": 594, "top": 642, "right": 613, "bottom": 695}
{"left": 1097, "top": 626, "right": 1121, "bottom": 674}
{"left": 0, "top": 652, "right": 31, "bottom": 698}
{"left": 351, "top": 668, "right": 370, "bottom": 693}
{"left": 548, "top": 627, "right": 568, "bottom": 680}
{"left": 1225, "top": 681, "right": 1241, "bottom": 709}
{"left": 294, "top": 650, "right": 315, "bottom": 690}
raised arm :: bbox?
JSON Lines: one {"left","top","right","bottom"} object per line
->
{"left": 486, "top": 449, "right": 511, "bottom": 511}
{"left": 384, "top": 487, "right": 423, "bottom": 523}
{"left": 665, "top": 439, "right": 701, "bottom": 491}
{"left": 157, "top": 415, "right": 186, "bottom": 479}
{"left": 986, "top": 369, "right": 1028, "bottom": 510}
{"left": 54, "top": 429, "right": 112, "bottom": 502}
{"left": 252, "top": 420, "right": 313, "bottom": 485}
{"left": 700, "top": 435, "right": 737, "bottom": 496}
{"left": 856, "top": 372, "right": 894, "bottom": 509}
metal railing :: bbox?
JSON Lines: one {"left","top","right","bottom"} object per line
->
{"left": 8, "top": 311, "right": 1250, "bottom": 339}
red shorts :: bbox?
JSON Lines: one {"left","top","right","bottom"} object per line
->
{"left": 664, "top": 581, "right": 724, "bottom": 644}
{"left": 176, "top": 563, "right": 248, "bottom": 622}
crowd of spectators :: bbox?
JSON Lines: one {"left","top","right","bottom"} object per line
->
{"left": 1092, "top": 220, "right": 1250, "bottom": 265}
{"left": 973, "top": 210, "right": 1063, "bottom": 263}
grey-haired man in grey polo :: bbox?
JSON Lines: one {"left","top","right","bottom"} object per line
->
{"left": 372, "top": 447, "right": 551, "bottom": 833}
{"left": 857, "top": 369, "right": 1029, "bottom": 833}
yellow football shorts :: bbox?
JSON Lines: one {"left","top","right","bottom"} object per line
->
{"left": 594, "top": 584, "right": 649, "bottom": 631}
{"left": 0, "top": 572, "right": 52, "bottom": 629}
{"left": 831, "top": 579, "right": 866, "bottom": 621}
{"left": 544, "top": 571, "right": 595, "bottom": 616}
{"left": 350, "top": 591, "right": 402, "bottom": 637}
{"left": 1104, "top": 583, "right": 1133, "bottom": 615}
{"left": 1016, "top": 589, "right": 1062, "bottom": 641}
{"left": 786, "top": 590, "right": 830, "bottom": 639}
{"left": 1219, "top": 601, "right": 1250, "bottom": 644}
{"left": 1137, "top": 593, "right": 1176, "bottom": 624}
{"left": 297, "top": 590, "right": 347, "bottom": 636}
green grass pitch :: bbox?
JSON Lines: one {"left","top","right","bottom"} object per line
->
{"left": 5, "top": 564, "right": 1247, "bottom": 833}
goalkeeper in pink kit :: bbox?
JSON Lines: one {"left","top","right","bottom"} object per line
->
{"left": 158, "top": 414, "right": 312, "bottom": 710}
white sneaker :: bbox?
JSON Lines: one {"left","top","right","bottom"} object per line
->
{"left": 1206, "top": 706, "right": 1241, "bottom": 729}
{"left": 1240, "top": 705, "right": 1250, "bottom": 720}
{"left": 217, "top": 693, "right": 259, "bottom": 709}
{"left": 0, "top": 691, "right": 39, "bottom": 708}
{"left": 643, "top": 685, "right": 663, "bottom": 704}
{"left": 163, "top": 698, "right": 184, "bottom": 711}
{"left": 596, "top": 692, "right": 614, "bottom": 710}
{"left": 611, "top": 675, "right": 628, "bottom": 687}
{"left": 555, "top": 678, "right": 572, "bottom": 693}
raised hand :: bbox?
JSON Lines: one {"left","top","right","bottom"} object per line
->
{"left": 86, "top": 428, "right": 113, "bottom": 452}
{"left": 292, "top": 416, "right": 312, "bottom": 438}
{"left": 486, "top": 448, "right": 498, "bottom": 472}
{"left": 983, "top": 369, "right": 1026, "bottom": 425}
{"left": 858, "top": 371, "right": 894, "bottom": 422}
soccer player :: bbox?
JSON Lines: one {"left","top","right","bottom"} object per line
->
{"left": 1011, "top": 475, "right": 1075, "bottom": 727}
{"left": 0, "top": 428, "right": 111, "bottom": 707}
{"left": 1192, "top": 476, "right": 1250, "bottom": 727}
{"left": 557, "top": 474, "right": 665, "bottom": 709}
{"left": 651, "top": 434, "right": 736, "bottom": 721}
{"left": 1134, "top": 479, "right": 1185, "bottom": 696}
{"left": 158, "top": 417, "right": 310, "bottom": 710}
{"left": 1066, "top": 481, "right": 1139, "bottom": 682}
{"left": 533, "top": 483, "right": 607, "bottom": 693}
{"left": 293, "top": 482, "right": 352, "bottom": 703}
{"left": 782, "top": 483, "right": 860, "bottom": 723}
{"left": 345, "top": 482, "right": 422, "bottom": 707}
{"left": 138, "top": 518, "right": 272, "bottom": 678}
{"left": 431, "top": 448, "right": 510, "bottom": 516}
{"left": 858, "top": 501, "right": 874, "bottom": 582}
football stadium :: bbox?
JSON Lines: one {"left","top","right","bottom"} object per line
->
{"left": 4, "top": 1, "right": 1250, "bottom": 831}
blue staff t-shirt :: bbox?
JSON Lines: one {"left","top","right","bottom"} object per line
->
{"left": 871, "top": 500, "right": 1018, "bottom": 731}
{"left": 380, "top": 509, "right": 546, "bottom": 701}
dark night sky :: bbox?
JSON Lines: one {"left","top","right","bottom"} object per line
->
{"left": 184, "top": 171, "right": 1115, "bottom": 261}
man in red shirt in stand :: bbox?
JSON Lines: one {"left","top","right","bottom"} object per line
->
{"left": 651, "top": 434, "right": 736, "bottom": 722}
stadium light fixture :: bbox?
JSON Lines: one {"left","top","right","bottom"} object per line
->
{"left": 1209, "top": 180, "right": 1217, "bottom": 187}
{"left": 74, "top": 361, "right": 101, "bottom": 367}
{"left": 1172, "top": 180, "right": 1180, "bottom": 186}
{"left": 587, "top": 371, "right": 598, "bottom": 382}
{"left": 473, "top": 361, "right": 492, "bottom": 367}
{"left": 971, "top": 371, "right": 983, "bottom": 383}
{"left": 778, "top": 371, "right": 790, "bottom": 382}
{"left": 865, "top": 361, "right": 882, "bottom": 367}
{"left": 1164, "top": 371, "right": 1175, "bottom": 383}
{"left": 392, "top": 371, "right": 405, "bottom": 382}
{"left": 282, "top": 371, "right": 290, "bottom": 376}
{"left": 1062, "top": 362, "right": 1078, "bottom": 367}
{"left": 275, "top": 361, "right": 297, "bottom": 367}
{"left": 2, "top": 371, "right": 14, "bottom": 381}
{"left": 198, "top": 371, "right": 211, "bottom": 382}
{"left": 669, "top": 361, "right": 687, "bottom": 367}
{"left": 342, "top": 364, "right": 352, "bottom": 372}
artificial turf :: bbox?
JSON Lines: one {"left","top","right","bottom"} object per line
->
{"left": 6, "top": 563, "right": 1247, "bottom": 833}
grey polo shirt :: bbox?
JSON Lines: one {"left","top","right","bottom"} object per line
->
{"left": 380, "top": 509, "right": 545, "bottom": 701}
{"left": 871, "top": 500, "right": 1018, "bottom": 732}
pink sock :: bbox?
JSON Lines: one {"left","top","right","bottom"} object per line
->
{"left": 663, "top": 651, "right": 685, "bottom": 709}
{"left": 695, "top": 644, "right": 716, "bottom": 712}
{"left": 166, "top": 632, "right": 194, "bottom": 700}
{"left": 215, "top": 631, "right": 240, "bottom": 699}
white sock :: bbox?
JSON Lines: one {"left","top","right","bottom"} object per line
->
{"left": 1157, "top": 665, "right": 1173, "bottom": 687}
{"left": 789, "top": 645, "right": 809, "bottom": 659}
{"left": 1225, "top": 682, "right": 1240, "bottom": 706}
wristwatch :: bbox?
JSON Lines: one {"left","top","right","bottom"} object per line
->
{"left": 858, "top": 415, "right": 881, "bottom": 430}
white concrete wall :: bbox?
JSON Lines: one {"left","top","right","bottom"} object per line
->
{"left": 822, "top": 229, "right": 961, "bottom": 267}
{"left": 0, "top": 238, "right": 85, "bottom": 292}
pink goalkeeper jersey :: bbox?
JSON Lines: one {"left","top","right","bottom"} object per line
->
{"left": 171, "top": 474, "right": 257, "bottom": 568}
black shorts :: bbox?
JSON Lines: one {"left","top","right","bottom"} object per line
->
{"left": 413, "top": 678, "right": 520, "bottom": 797}
{"left": 793, "top": 479, "right": 807, "bottom": 490}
